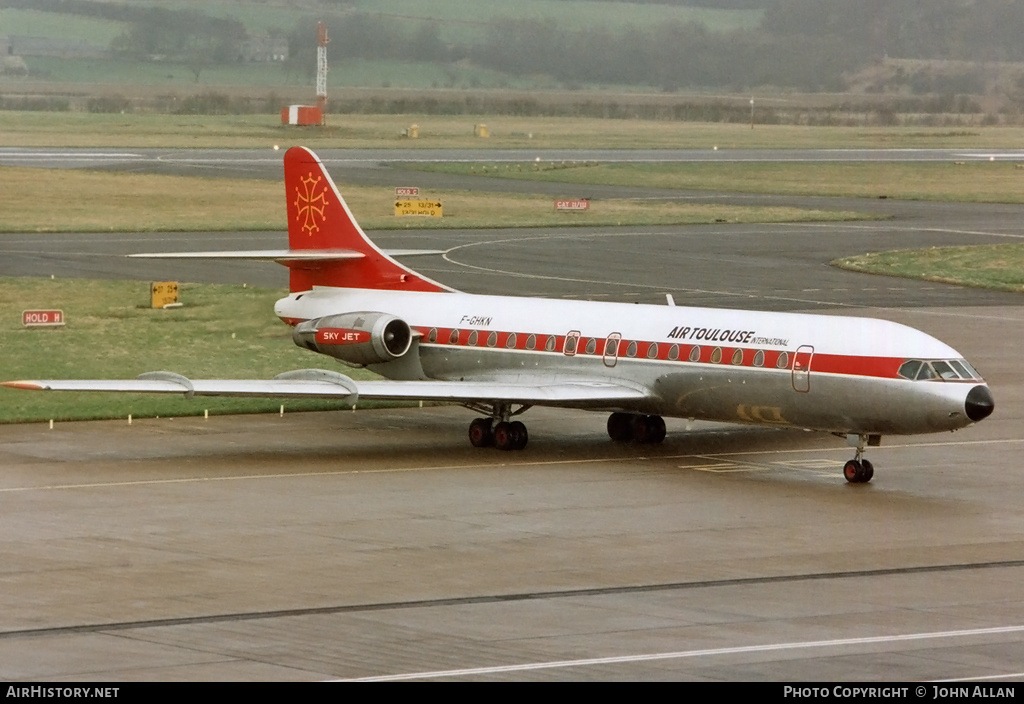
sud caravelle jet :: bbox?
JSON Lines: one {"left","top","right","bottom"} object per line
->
{"left": 3, "top": 147, "right": 995, "bottom": 484}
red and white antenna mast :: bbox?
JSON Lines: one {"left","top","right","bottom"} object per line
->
{"left": 315, "top": 21, "right": 329, "bottom": 121}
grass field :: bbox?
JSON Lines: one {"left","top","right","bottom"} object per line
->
{"left": 0, "top": 277, "right": 374, "bottom": 423}
{"left": 4, "top": 1, "right": 761, "bottom": 51}
{"left": 0, "top": 164, "right": 872, "bottom": 233}
{"left": 342, "top": 0, "right": 762, "bottom": 40}
{"left": 0, "top": 8, "right": 125, "bottom": 46}
{"left": 4, "top": 112, "right": 1024, "bottom": 150}
{"left": 3, "top": 0, "right": 761, "bottom": 92}
{"left": 833, "top": 244, "right": 1024, "bottom": 293}
{"left": 408, "top": 160, "right": 1024, "bottom": 203}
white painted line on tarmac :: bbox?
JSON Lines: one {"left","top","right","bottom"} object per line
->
{"left": 0, "top": 151, "right": 141, "bottom": 157}
{"left": 936, "top": 672, "right": 1024, "bottom": 682}
{"left": 338, "top": 624, "right": 1024, "bottom": 681}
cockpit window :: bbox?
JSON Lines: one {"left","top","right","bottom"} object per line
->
{"left": 954, "top": 359, "right": 980, "bottom": 379}
{"left": 956, "top": 362, "right": 976, "bottom": 379}
{"left": 931, "top": 360, "right": 960, "bottom": 380}
{"left": 898, "top": 360, "right": 922, "bottom": 380}
{"left": 901, "top": 358, "right": 981, "bottom": 381}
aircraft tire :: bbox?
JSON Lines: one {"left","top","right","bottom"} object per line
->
{"left": 607, "top": 412, "right": 633, "bottom": 442}
{"left": 844, "top": 459, "right": 864, "bottom": 483}
{"left": 509, "top": 421, "right": 528, "bottom": 450}
{"left": 494, "top": 421, "right": 527, "bottom": 451}
{"left": 493, "top": 422, "right": 512, "bottom": 450}
{"left": 646, "top": 415, "right": 667, "bottom": 444}
{"left": 630, "top": 414, "right": 666, "bottom": 444}
{"left": 469, "top": 417, "right": 494, "bottom": 447}
{"left": 860, "top": 459, "right": 874, "bottom": 483}
{"left": 629, "top": 415, "right": 650, "bottom": 443}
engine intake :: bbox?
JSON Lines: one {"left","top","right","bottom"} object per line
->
{"left": 292, "top": 312, "right": 413, "bottom": 366}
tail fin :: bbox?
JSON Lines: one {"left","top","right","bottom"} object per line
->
{"left": 283, "top": 146, "right": 452, "bottom": 293}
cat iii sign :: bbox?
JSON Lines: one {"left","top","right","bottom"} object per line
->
{"left": 555, "top": 199, "right": 590, "bottom": 211}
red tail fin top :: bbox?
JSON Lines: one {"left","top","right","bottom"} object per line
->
{"left": 283, "top": 146, "right": 450, "bottom": 293}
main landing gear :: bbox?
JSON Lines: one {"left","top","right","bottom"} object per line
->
{"left": 465, "top": 408, "right": 669, "bottom": 451}
{"left": 467, "top": 403, "right": 531, "bottom": 451}
{"left": 842, "top": 433, "right": 879, "bottom": 484}
{"left": 469, "top": 417, "right": 528, "bottom": 451}
{"left": 607, "top": 412, "right": 666, "bottom": 444}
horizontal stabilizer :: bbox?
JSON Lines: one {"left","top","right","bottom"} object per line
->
{"left": 127, "top": 249, "right": 443, "bottom": 261}
{"left": 128, "top": 249, "right": 364, "bottom": 262}
{"left": 379, "top": 249, "right": 446, "bottom": 258}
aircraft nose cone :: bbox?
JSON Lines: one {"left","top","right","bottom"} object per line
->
{"left": 965, "top": 384, "right": 995, "bottom": 422}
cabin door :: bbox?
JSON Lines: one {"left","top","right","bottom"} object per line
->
{"left": 563, "top": 330, "right": 581, "bottom": 357}
{"left": 792, "top": 345, "right": 814, "bottom": 392}
{"left": 603, "top": 333, "right": 621, "bottom": 367}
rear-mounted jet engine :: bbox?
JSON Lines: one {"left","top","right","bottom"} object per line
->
{"left": 293, "top": 312, "right": 413, "bottom": 366}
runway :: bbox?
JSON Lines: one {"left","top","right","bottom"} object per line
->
{"left": 0, "top": 149, "right": 1022, "bottom": 681}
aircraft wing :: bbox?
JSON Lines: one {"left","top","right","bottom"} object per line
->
{"left": 2, "top": 369, "right": 649, "bottom": 408}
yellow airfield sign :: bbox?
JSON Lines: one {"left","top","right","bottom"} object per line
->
{"left": 395, "top": 199, "right": 442, "bottom": 217}
{"left": 151, "top": 281, "right": 179, "bottom": 308}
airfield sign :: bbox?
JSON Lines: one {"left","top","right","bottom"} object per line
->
{"left": 555, "top": 199, "right": 590, "bottom": 211}
{"left": 22, "top": 310, "right": 65, "bottom": 327}
{"left": 151, "top": 281, "right": 179, "bottom": 309}
{"left": 395, "top": 200, "right": 443, "bottom": 217}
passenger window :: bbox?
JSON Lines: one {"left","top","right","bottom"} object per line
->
{"left": 526, "top": 334, "right": 537, "bottom": 350}
{"left": 731, "top": 348, "right": 743, "bottom": 365}
{"left": 776, "top": 351, "right": 789, "bottom": 369}
{"left": 710, "top": 347, "right": 722, "bottom": 364}
{"left": 753, "top": 350, "right": 764, "bottom": 367}
{"left": 427, "top": 328, "right": 437, "bottom": 343}
{"left": 487, "top": 331, "right": 498, "bottom": 347}
{"left": 585, "top": 338, "right": 597, "bottom": 355}
{"left": 468, "top": 331, "right": 478, "bottom": 346}
{"left": 668, "top": 344, "right": 679, "bottom": 361}
{"left": 506, "top": 333, "right": 518, "bottom": 349}
{"left": 647, "top": 343, "right": 659, "bottom": 359}
{"left": 626, "top": 341, "right": 638, "bottom": 358}
{"left": 545, "top": 336, "right": 556, "bottom": 352}
{"left": 689, "top": 346, "right": 701, "bottom": 362}
{"left": 449, "top": 329, "right": 460, "bottom": 344}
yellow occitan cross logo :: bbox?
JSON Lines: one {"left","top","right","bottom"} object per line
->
{"left": 294, "top": 173, "right": 329, "bottom": 235}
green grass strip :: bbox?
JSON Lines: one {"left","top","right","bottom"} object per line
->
{"left": 833, "top": 243, "right": 1024, "bottom": 293}
{"left": 0, "top": 278, "right": 377, "bottom": 423}
{"left": 406, "top": 161, "right": 1024, "bottom": 204}
{"left": 0, "top": 165, "right": 872, "bottom": 233}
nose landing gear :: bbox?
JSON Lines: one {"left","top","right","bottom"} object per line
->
{"left": 843, "top": 433, "right": 880, "bottom": 483}
{"left": 843, "top": 458, "right": 874, "bottom": 483}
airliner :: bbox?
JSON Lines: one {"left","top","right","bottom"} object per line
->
{"left": 2, "top": 147, "right": 995, "bottom": 484}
